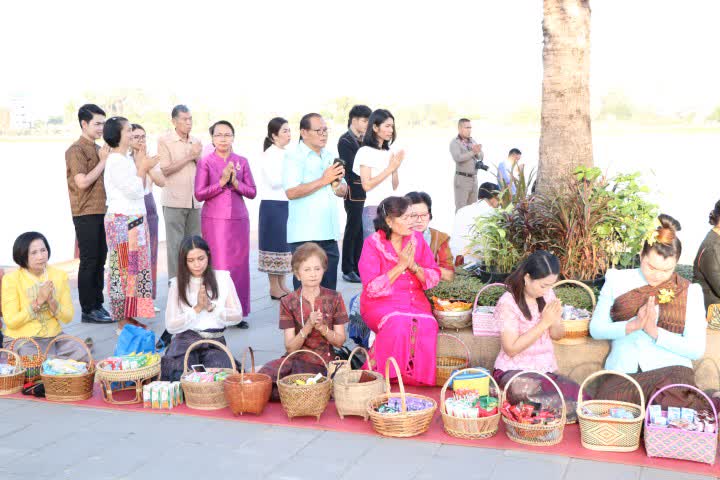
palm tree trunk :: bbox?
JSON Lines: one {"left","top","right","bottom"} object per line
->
{"left": 537, "top": 0, "right": 593, "bottom": 195}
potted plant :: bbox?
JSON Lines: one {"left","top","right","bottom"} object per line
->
{"left": 468, "top": 206, "right": 522, "bottom": 283}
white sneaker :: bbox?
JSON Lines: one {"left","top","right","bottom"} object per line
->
{"left": 154, "top": 306, "right": 161, "bottom": 313}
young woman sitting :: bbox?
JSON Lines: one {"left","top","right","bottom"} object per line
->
{"left": 161, "top": 236, "right": 243, "bottom": 381}
{"left": 259, "top": 243, "right": 348, "bottom": 401}
{"left": 493, "top": 250, "right": 584, "bottom": 423}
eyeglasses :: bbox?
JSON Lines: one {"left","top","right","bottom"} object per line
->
{"left": 131, "top": 135, "right": 146, "bottom": 141}
{"left": 310, "top": 128, "right": 329, "bottom": 136}
{"left": 410, "top": 213, "right": 430, "bottom": 220}
{"left": 212, "top": 134, "right": 234, "bottom": 139}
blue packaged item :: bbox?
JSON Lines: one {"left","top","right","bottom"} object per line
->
{"left": 114, "top": 324, "right": 156, "bottom": 356}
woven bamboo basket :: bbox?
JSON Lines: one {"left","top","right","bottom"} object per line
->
{"left": 180, "top": 339, "right": 237, "bottom": 411}
{"left": 436, "top": 333, "right": 470, "bottom": 387}
{"left": 576, "top": 370, "right": 645, "bottom": 452}
{"left": 501, "top": 370, "right": 566, "bottom": 446}
{"left": 277, "top": 349, "right": 332, "bottom": 420}
{"left": 440, "top": 367, "right": 501, "bottom": 440}
{"left": 472, "top": 283, "right": 507, "bottom": 336}
{"left": 333, "top": 347, "right": 385, "bottom": 420}
{"left": 9, "top": 337, "right": 45, "bottom": 383}
{"left": 224, "top": 347, "right": 272, "bottom": 416}
{"left": 0, "top": 349, "right": 27, "bottom": 395}
{"left": 433, "top": 304, "right": 473, "bottom": 330}
{"left": 41, "top": 335, "right": 95, "bottom": 402}
{"left": 367, "top": 357, "right": 438, "bottom": 438}
{"left": 552, "top": 280, "right": 596, "bottom": 345}
{"left": 96, "top": 357, "right": 161, "bottom": 405}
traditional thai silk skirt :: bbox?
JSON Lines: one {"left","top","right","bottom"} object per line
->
{"left": 104, "top": 213, "right": 154, "bottom": 321}
{"left": 258, "top": 200, "right": 292, "bottom": 274}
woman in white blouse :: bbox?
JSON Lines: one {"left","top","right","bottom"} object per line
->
{"left": 103, "top": 117, "right": 158, "bottom": 328}
{"left": 161, "top": 236, "right": 243, "bottom": 381}
{"left": 258, "top": 117, "right": 293, "bottom": 299}
{"left": 353, "top": 109, "right": 404, "bottom": 239}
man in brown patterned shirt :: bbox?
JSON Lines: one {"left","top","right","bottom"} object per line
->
{"left": 65, "top": 104, "right": 113, "bottom": 324}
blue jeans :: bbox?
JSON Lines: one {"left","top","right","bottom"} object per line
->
{"left": 289, "top": 240, "right": 339, "bottom": 290}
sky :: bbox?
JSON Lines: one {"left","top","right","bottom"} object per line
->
{"left": 1, "top": 0, "right": 719, "bottom": 118}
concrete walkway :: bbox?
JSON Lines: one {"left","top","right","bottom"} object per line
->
{"left": 0, "top": 244, "right": 715, "bottom": 480}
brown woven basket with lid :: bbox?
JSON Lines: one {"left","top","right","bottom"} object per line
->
{"left": 440, "top": 367, "right": 501, "bottom": 440}
{"left": 224, "top": 347, "right": 272, "bottom": 415}
{"left": 367, "top": 357, "right": 438, "bottom": 438}
{"left": 41, "top": 335, "right": 95, "bottom": 402}
{"left": 277, "top": 349, "right": 332, "bottom": 420}
{"left": 501, "top": 370, "right": 566, "bottom": 446}
{"left": 0, "top": 348, "right": 27, "bottom": 395}
{"left": 180, "top": 339, "right": 237, "bottom": 410}
{"left": 333, "top": 347, "right": 385, "bottom": 420}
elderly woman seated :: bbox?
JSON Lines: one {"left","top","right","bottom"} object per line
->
{"left": 1, "top": 232, "right": 88, "bottom": 360}
{"left": 259, "top": 243, "right": 348, "bottom": 400}
{"left": 161, "top": 236, "right": 243, "bottom": 381}
{"left": 591, "top": 214, "right": 716, "bottom": 409}
{"left": 359, "top": 196, "right": 441, "bottom": 386}
{"left": 405, "top": 191, "right": 454, "bottom": 282}
{"left": 694, "top": 200, "right": 720, "bottom": 323}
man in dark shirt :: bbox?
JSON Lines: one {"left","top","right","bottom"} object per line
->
{"left": 338, "top": 105, "right": 371, "bottom": 283}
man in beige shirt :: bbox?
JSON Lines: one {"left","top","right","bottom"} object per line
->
{"left": 450, "top": 118, "right": 487, "bottom": 211}
{"left": 158, "top": 104, "right": 203, "bottom": 281}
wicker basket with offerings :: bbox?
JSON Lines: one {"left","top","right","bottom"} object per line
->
{"left": 432, "top": 297, "right": 473, "bottom": 330}
{"left": 644, "top": 384, "right": 718, "bottom": 465}
{"left": 224, "top": 347, "right": 272, "bottom": 416}
{"left": 471, "top": 283, "right": 507, "bottom": 336}
{"left": 0, "top": 349, "right": 27, "bottom": 395}
{"left": 41, "top": 335, "right": 95, "bottom": 402}
{"left": 435, "top": 333, "right": 470, "bottom": 387}
{"left": 577, "top": 370, "right": 645, "bottom": 452}
{"left": 333, "top": 347, "right": 385, "bottom": 420}
{"left": 500, "top": 370, "right": 566, "bottom": 446}
{"left": 367, "top": 357, "right": 437, "bottom": 438}
{"left": 96, "top": 353, "right": 162, "bottom": 404}
{"left": 441, "top": 367, "right": 501, "bottom": 440}
{"left": 8, "top": 337, "right": 45, "bottom": 383}
{"left": 277, "top": 349, "right": 333, "bottom": 420}
{"left": 180, "top": 339, "right": 237, "bottom": 411}
{"left": 551, "top": 280, "right": 596, "bottom": 345}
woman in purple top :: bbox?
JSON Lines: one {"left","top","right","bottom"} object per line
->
{"left": 195, "top": 120, "right": 256, "bottom": 327}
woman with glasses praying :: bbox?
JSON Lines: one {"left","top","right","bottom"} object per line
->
{"left": 353, "top": 109, "right": 404, "bottom": 239}
{"left": 358, "top": 196, "right": 441, "bottom": 386}
{"left": 194, "top": 121, "right": 256, "bottom": 325}
{"left": 405, "top": 191, "right": 454, "bottom": 282}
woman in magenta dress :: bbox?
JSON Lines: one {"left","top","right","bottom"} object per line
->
{"left": 195, "top": 120, "right": 256, "bottom": 326}
{"left": 359, "top": 196, "right": 441, "bottom": 386}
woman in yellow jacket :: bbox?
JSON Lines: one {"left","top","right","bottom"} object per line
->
{"left": 1, "top": 232, "right": 88, "bottom": 360}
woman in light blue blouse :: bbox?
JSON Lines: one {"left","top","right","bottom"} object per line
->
{"left": 590, "top": 214, "right": 711, "bottom": 409}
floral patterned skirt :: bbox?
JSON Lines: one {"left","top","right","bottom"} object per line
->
{"left": 258, "top": 200, "right": 291, "bottom": 274}
{"left": 104, "top": 213, "right": 154, "bottom": 321}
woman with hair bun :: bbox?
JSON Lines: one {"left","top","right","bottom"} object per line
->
{"left": 591, "top": 214, "right": 711, "bottom": 409}
{"left": 358, "top": 196, "right": 441, "bottom": 386}
{"left": 693, "top": 200, "right": 720, "bottom": 315}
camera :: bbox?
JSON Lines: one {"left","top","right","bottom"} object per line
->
{"left": 475, "top": 160, "right": 488, "bottom": 171}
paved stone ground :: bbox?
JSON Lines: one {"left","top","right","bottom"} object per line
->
{"left": 0, "top": 243, "right": 715, "bottom": 480}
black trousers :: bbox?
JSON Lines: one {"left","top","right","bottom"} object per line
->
{"left": 289, "top": 240, "right": 339, "bottom": 290}
{"left": 341, "top": 199, "right": 365, "bottom": 275}
{"left": 72, "top": 214, "right": 107, "bottom": 313}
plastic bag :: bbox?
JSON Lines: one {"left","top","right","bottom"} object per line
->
{"left": 114, "top": 324, "right": 156, "bottom": 356}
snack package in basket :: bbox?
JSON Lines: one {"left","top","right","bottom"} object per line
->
{"left": 451, "top": 371, "right": 489, "bottom": 396}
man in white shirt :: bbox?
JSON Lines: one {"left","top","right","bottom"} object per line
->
{"left": 450, "top": 182, "right": 500, "bottom": 265}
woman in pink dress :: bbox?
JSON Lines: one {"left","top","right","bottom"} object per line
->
{"left": 493, "top": 250, "right": 584, "bottom": 423}
{"left": 195, "top": 120, "right": 256, "bottom": 326}
{"left": 359, "top": 196, "right": 441, "bottom": 386}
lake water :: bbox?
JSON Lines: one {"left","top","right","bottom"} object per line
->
{"left": 0, "top": 129, "right": 716, "bottom": 266}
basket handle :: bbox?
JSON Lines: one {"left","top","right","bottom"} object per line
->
{"left": 0, "top": 348, "right": 24, "bottom": 368}
{"left": 384, "top": 356, "right": 406, "bottom": 413}
{"left": 240, "top": 347, "right": 256, "bottom": 377}
{"left": 44, "top": 334, "right": 94, "bottom": 368}
{"left": 552, "top": 279, "right": 597, "bottom": 309}
{"left": 500, "top": 369, "right": 567, "bottom": 422}
{"left": 276, "top": 348, "right": 329, "bottom": 382}
{"left": 473, "top": 283, "right": 507, "bottom": 308}
{"left": 578, "top": 369, "right": 645, "bottom": 418}
{"left": 644, "top": 383, "right": 718, "bottom": 428}
{"left": 9, "top": 336, "right": 42, "bottom": 357}
{"left": 345, "top": 346, "right": 369, "bottom": 370}
{"left": 181, "top": 339, "right": 237, "bottom": 375}
{"left": 437, "top": 333, "right": 470, "bottom": 364}
{"left": 439, "top": 367, "right": 500, "bottom": 414}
